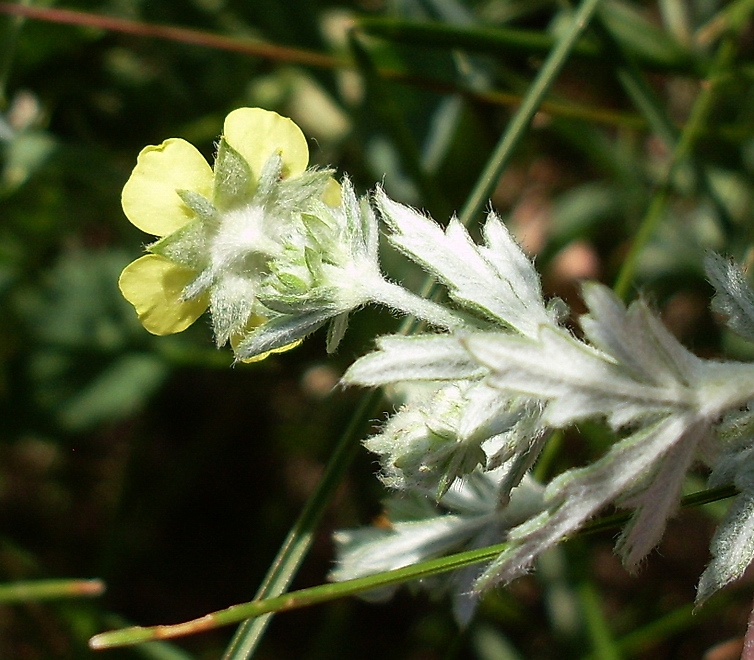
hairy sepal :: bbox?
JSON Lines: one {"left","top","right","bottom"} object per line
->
{"left": 234, "top": 309, "right": 333, "bottom": 361}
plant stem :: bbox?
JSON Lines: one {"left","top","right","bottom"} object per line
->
{"left": 0, "top": 2, "right": 339, "bottom": 68}
{"left": 369, "top": 278, "right": 468, "bottom": 331}
{"left": 90, "top": 0, "right": 609, "bottom": 653}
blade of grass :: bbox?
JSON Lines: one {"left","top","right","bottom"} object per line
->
{"left": 0, "top": 0, "right": 31, "bottom": 106}
{"left": 578, "top": 595, "right": 728, "bottom": 660}
{"left": 102, "top": 615, "right": 197, "bottom": 660}
{"left": 457, "top": 0, "right": 606, "bottom": 228}
{"left": 578, "top": 580, "right": 623, "bottom": 660}
{"left": 697, "top": 0, "right": 754, "bottom": 47}
{"left": 589, "top": 7, "right": 736, "bottom": 244}
{"left": 358, "top": 17, "right": 702, "bottom": 75}
{"left": 219, "top": 391, "right": 381, "bottom": 660}
{"left": 90, "top": 539, "right": 513, "bottom": 649}
{"left": 612, "top": 29, "right": 744, "bottom": 299}
{"left": 347, "top": 30, "right": 453, "bottom": 221}
{"left": 0, "top": 578, "right": 105, "bottom": 602}
{"left": 89, "top": 484, "right": 737, "bottom": 650}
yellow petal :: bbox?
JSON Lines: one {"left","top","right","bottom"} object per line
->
{"left": 223, "top": 108, "right": 308, "bottom": 183}
{"left": 322, "top": 177, "right": 342, "bottom": 206}
{"left": 122, "top": 138, "right": 213, "bottom": 237}
{"left": 119, "top": 254, "right": 208, "bottom": 335}
{"left": 239, "top": 340, "right": 303, "bottom": 363}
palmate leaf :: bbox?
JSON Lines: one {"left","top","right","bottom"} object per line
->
{"left": 475, "top": 415, "right": 709, "bottom": 590}
{"left": 375, "top": 188, "right": 560, "bottom": 336}
{"left": 463, "top": 284, "right": 707, "bottom": 429}
{"left": 463, "top": 281, "right": 754, "bottom": 590}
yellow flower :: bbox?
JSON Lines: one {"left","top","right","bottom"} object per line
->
{"left": 118, "top": 108, "right": 331, "bottom": 359}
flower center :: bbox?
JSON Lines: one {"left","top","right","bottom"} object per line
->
{"left": 210, "top": 203, "right": 281, "bottom": 272}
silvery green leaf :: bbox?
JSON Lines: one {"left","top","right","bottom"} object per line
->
{"left": 255, "top": 150, "right": 284, "bottom": 200}
{"left": 697, "top": 426, "right": 754, "bottom": 604}
{"left": 462, "top": 283, "right": 719, "bottom": 430}
{"left": 363, "top": 383, "right": 487, "bottom": 493}
{"left": 301, "top": 211, "right": 336, "bottom": 253}
{"left": 474, "top": 414, "right": 700, "bottom": 590}
{"left": 708, "top": 407, "right": 754, "bottom": 488}
{"left": 344, "top": 334, "right": 488, "bottom": 387}
{"left": 341, "top": 176, "right": 379, "bottom": 264}
{"left": 330, "top": 513, "right": 490, "bottom": 587}
{"left": 704, "top": 252, "right": 754, "bottom": 344}
{"left": 464, "top": 326, "right": 690, "bottom": 430}
{"left": 458, "top": 278, "right": 754, "bottom": 590}
{"left": 263, "top": 165, "right": 334, "bottom": 213}
{"left": 209, "top": 273, "right": 258, "bottom": 345}
{"left": 375, "top": 188, "right": 555, "bottom": 336}
{"left": 176, "top": 189, "right": 218, "bottom": 223}
{"left": 614, "top": 434, "right": 702, "bottom": 569}
{"left": 331, "top": 471, "right": 506, "bottom": 587}
{"left": 362, "top": 381, "right": 541, "bottom": 498}
{"left": 579, "top": 283, "right": 699, "bottom": 387}
{"left": 455, "top": 388, "right": 547, "bottom": 500}
{"left": 234, "top": 308, "right": 334, "bottom": 361}
{"left": 457, "top": 384, "right": 531, "bottom": 445}
{"left": 696, "top": 472, "right": 754, "bottom": 605}
{"left": 258, "top": 285, "right": 340, "bottom": 314}
{"left": 490, "top": 431, "right": 550, "bottom": 506}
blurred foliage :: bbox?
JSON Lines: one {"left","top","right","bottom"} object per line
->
{"left": 1, "top": 0, "right": 754, "bottom": 658}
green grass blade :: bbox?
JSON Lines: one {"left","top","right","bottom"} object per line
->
{"left": 579, "top": 580, "right": 623, "bottom": 660}
{"left": 219, "top": 391, "right": 382, "bottom": 660}
{"left": 102, "top": 615, "right": 197, "bottom": 660}
{"left": 91, "top": 541, "right": 514, "bottom": 649}
{"left": 458, "top": 0, "right": 606, "bottom": 228}
{"left": 0, "top": 578, "right": 105, "bottom": 603}
{"left": 357, "top": 17, "right": 701, "bottom": 75}
{"left": 591, "top": 8, "right": 736, "bottom": 240}
{"left": 612, "top": 31, "right": 744, "bottom": 299}
{"left": 578, "top": 596, "right": 727, "bottom": 660}
{"left": 0, "top": 0, "right": 32, "bottom": 106}
{"left": 347, "top": 30, "right": 453, "bottom": 221}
